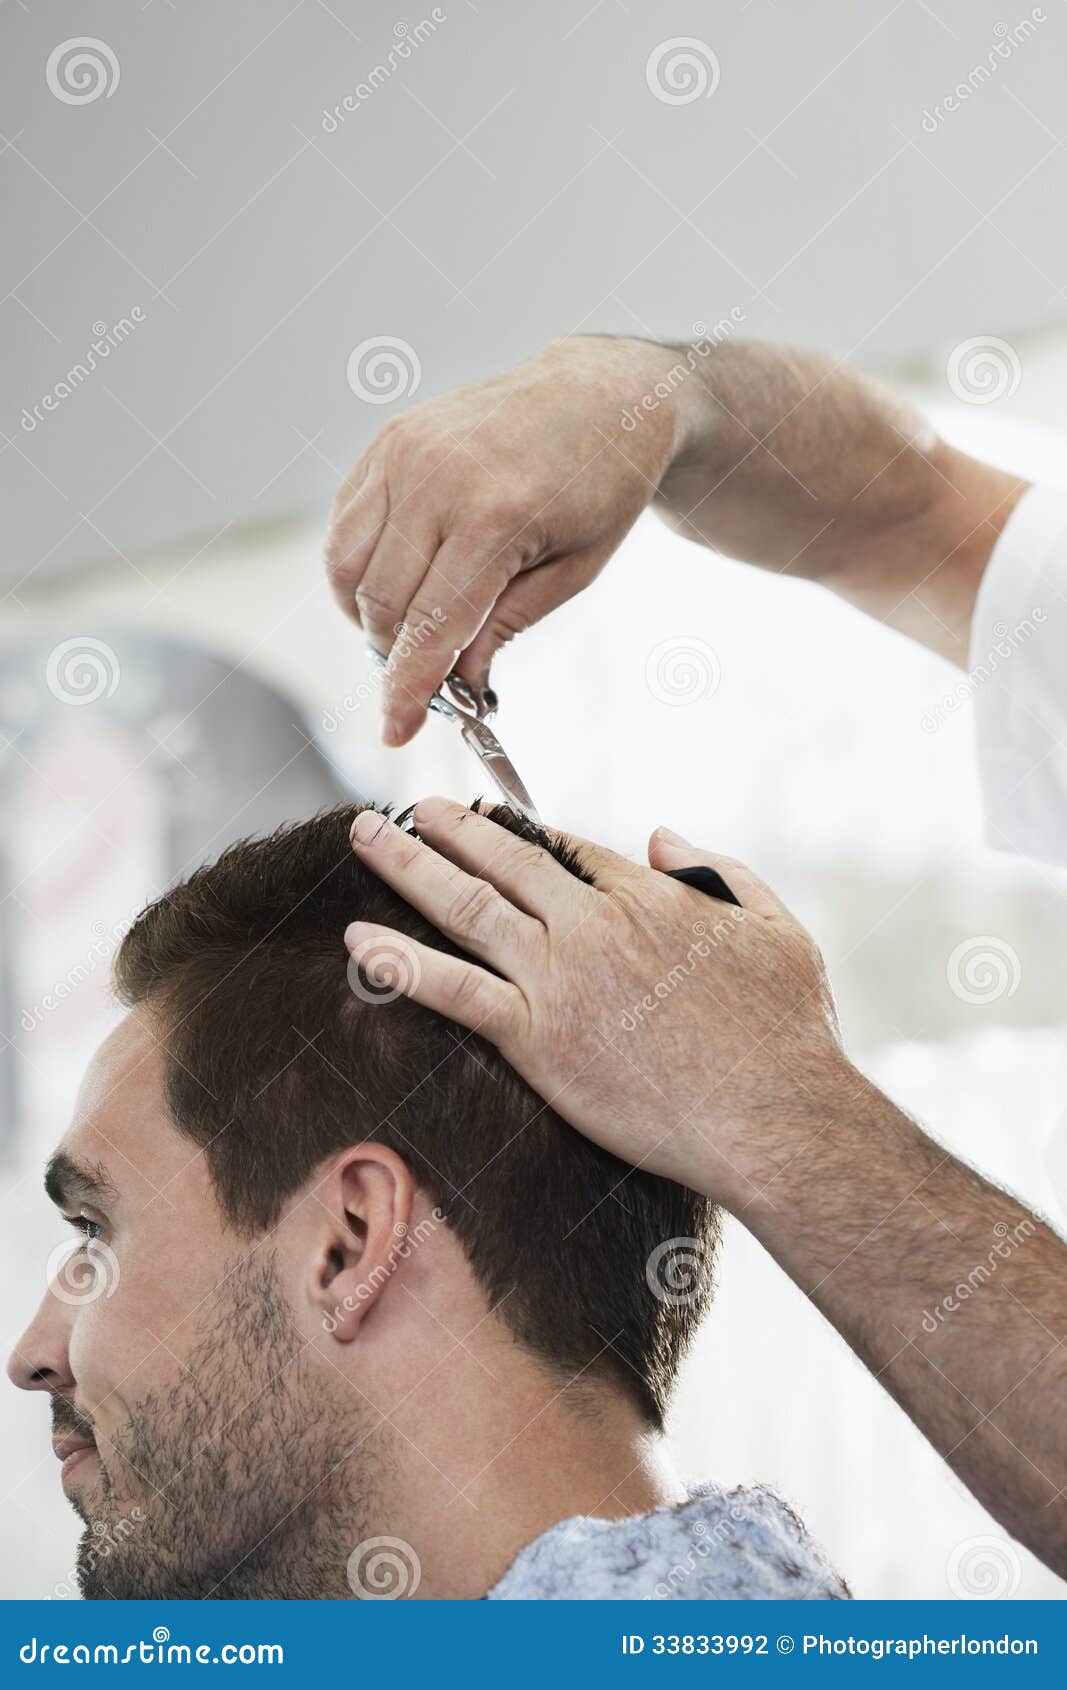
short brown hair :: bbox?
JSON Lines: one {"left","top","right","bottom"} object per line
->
{"left": 114, "top": 804, "right": 718, "bottom": 1424}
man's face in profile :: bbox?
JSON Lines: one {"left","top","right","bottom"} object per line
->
{"left": 7, "top": 803, "right": 717, "bottom": 1600}
{"left": 8, "top": 1015, "right": 371, "bottom": 1599}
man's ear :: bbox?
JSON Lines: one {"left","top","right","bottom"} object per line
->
{"left": 313, "top": 1144, "right": 414, "bottom": 1343}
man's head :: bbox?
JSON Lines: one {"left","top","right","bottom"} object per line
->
{"left": 10, "top": 803, "right": 717, "bottom": 1598}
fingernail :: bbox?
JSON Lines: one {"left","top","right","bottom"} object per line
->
{"left": 351, "top": 811, "right": 388, "bottom": 846}
{"left": 413, "top": 795, "right": 449, "bottom": 825}
{"left": 344, "top": 921, "right": 367, "bottom": 950}
{"left": 381, "top": 713, "right": 405, "bottom": 747}
{"left": 656, "top": 825, "right": 692, "bottom": 847}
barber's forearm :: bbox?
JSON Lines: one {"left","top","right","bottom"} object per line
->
{"left": 649, "top": 340, "right": 1028, "bottom": 665}
{"left": 722, "top": 1062, "right": 1067, "bottom": 1574}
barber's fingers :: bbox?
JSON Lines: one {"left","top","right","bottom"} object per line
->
{"left": 352, "top": 520, "right": 437, "bottom": 656}
{"left": 537, "top": 825, "right": 650, "bottom": 898}
{"left": 458, "top": 799, "right": 649, "bottom": 902}
{"left": 379, "top": 536, "right": 518, "bottom": 746}
{"left": 349, "top": 810, "right": 541, "bottom": 968}
{"left": 324, "top": 471, "right": 388, "bottom": 622}
{"left": 646, "top": 828, "right": 794, "bottom": 921}
{"left": 343, "top": 921, "right": 522, "bottom": 1041}
{"left": 411, "top": 796, "right": 594, "bottom": 924}
{"left": 451, "top": 546, "right": 608, "bottom": 691}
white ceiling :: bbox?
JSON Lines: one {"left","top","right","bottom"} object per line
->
{"left": 4, "top": 0, "right": 1066, "bottom": 588}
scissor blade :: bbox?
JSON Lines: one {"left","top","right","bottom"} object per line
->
{"left": 364, "top": 644, "right": 542, "bottom": 826}
{"left": 458, "top": 719, "right": 542, "bottom": 827}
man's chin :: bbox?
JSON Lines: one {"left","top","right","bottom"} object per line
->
{"left": 74, "top": 1495, "right": 156, "bottom": 1600}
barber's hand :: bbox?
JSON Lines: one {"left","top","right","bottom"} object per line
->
{"left": 345, "top": 798, "right": 847, "bottom": 1209}
{"left": 324, "top": 337, "right": 696, "bottom": 746}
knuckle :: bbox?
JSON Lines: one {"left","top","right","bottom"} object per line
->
{"left": 355, "top": 586, "right": 402, "bottom": 626}
{"left": 480, "top": 489, "right": 526, "bottom": 527}
{"left": 411, "top": 433, "right": 460, "bottom": 481}
{"left": 446, "top": 875, "right": 498, "bottom": 938}
{"left": 461, "top": 495, "right": 531, "bottom": 546}
{"left": 406, "top": 592, "right": 454, "bottom": 636}
{"left": 323, "top": 535, "right": 355, "bottom": 581}
{"left": 329, "top": 458, "right": 380, "bottom": 522}
{"left": 709, "top": 853, "right": 746, "bottom": 875}
{"left": 445, "top": 967, "right": 492, "bottom": 1024}
{"left": 487, "top": 600, "right": 534, "bottom": 642}
{"left": 503, "top": 838, "right": 551, "bottom": 880}
{"left": 386, "top": 832, "right": 425, "bottom": 875}
{"left": 324, "top": 522, "right": 378, "bottom": 586}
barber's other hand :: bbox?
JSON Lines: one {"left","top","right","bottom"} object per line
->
{"left": 324, "top": 338, "right": 697, "bottom": 746}
{"left": 345, "top": 799, "right": 847, "bottom": 1210}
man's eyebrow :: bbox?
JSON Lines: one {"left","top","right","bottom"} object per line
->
{"left": 44, "top": 1152, "right": 119, "bottom": 1211}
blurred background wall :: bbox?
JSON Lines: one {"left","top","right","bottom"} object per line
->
{"left": 2, "top": 0, "right": 1066, "bottom": 1601}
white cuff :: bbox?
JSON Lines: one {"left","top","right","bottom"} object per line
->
{"left": 970, "top": 484, "right": 1067, "bottom": 865}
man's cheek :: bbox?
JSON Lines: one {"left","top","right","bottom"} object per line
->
{"left": 66, "top": 1280, "right": 165, "bottom": 1434}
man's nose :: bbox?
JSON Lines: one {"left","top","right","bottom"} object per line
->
{"left": 7, "top": 1288, "right": 76, "bottom": 1393}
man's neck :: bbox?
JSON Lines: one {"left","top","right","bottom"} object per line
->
{"left": 364, "top": 1361, "right": 683, "bottom": 1600}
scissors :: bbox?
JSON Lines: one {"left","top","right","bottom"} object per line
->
{"left": 365, "top": 649, "right": 743, "bottom": 907}
{"left": 367, "top": 647, "right": 542, "bottom": 828}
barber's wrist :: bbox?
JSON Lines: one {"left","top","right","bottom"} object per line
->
{"left": 614, "top": 335, "right": 722, "bottom": 475}
{"left": 697, "top": 1048, "right": 879, "bottom": 1214}
{"left": 542, "top": 333, "right": 711, "bottom": 477}
{"left": 718, "top": 1059, "right": 931, "bottom": 1268}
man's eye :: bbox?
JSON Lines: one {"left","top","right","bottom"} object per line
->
{"left": 66, "top": 1215, "right": 105, "bottom": 1243}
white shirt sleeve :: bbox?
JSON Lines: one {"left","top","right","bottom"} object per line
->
{"left": 970, "top": 484, "right": 1067, "bottom": 865}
